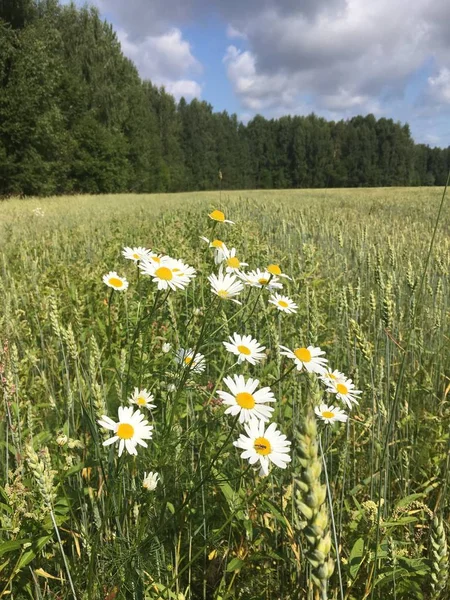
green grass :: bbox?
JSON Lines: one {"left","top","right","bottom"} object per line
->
{"left": 0, "top": 188, "right": 449, "bottom": 600}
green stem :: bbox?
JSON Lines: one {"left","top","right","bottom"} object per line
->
{"left": 319, "top": 435, "right": 344, "bottom": 600}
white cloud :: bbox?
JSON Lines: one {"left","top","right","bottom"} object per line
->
{"left": 89, "top": 0, "right": 450, "bottom": 143}
{"left": 117, "top": 28, "right": 202, "bottom": 100}
{"left": 165, "top": 79, "right": 203, "bottom": 100}
{"left": 222, "top": 0, "right": 431, "bottom": 115}
{"left": 226, "top": 24, "right": 246, "bottom": 39}
{"left": 427, "top": 68, "right": 450, "bottom": 105}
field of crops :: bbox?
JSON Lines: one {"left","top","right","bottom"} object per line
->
{"left": 0, "top": 187, "right": 449, "bottom": 600}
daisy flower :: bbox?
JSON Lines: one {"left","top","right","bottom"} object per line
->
{"left": 208, "top": 270, "right": 244, "bottom": 304}
{"left": 122, "top": 246, "right": 151, "bottom": 262}
{"left": 98, "top": 406, "right": 153, "bottom": 457}
{"left": 200, "top": 237, "right": 228, "bottom": 264}
{"left": 234, "top": 420, "right": 291, "bottom": 476}
{"left": 139, "top": 256, "right": 194, "bottom": 291}
{"left": 217, "top": 374, "right": 276, "bottom": 423}
{"left": 145, "top": 252, "right": 165, "bottom": 266}
{"left": 223, "top": 333, "right": 266, "bottom": 365}
{"left": 162, "top": 342, "right": 172, "bottom": 353}
{"left": 314, "top": 403, "right": 348, "bottom": 424}
{"left": 176, "top": 348, "right": 206, "bottom": 373}
{"left": 269, "top": 293, "right": 298, "bottom": 314}
{"left": 267, "top": 264, "right": 292, "bottom": 280}
{"left": 208, "top": 209, "right": 234, "bottom": 224}
{"left": 222, "top": 247, "right": 248, "bottom": 273}
{"left": 240, "top": 268, "right": 283, "bottom": 291}
{"left": 326, "top": 376, "right": 362, "bottom": 410}
{"left": 129, "top": 388, "right": 156, "bottom": 410}
{"left": 103, "top": 271, "right": 129, "bottom": 291}
{"left": 320, "top": 369, "right": 346, "bottom": 386}
{"left": 172, "top": 258, "right": 197, "bottom": 281}
{"left": 279, "top": 345, "right": 328, "bottom": 374}
{"left": 142, "top": 471, "right": 160, "bottom": 491}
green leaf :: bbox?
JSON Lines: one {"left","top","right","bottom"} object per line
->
{"left": 394, "top": 493, "right": 424, "bottom": 508}
{"left": 226, "top": 557, "right": 244, "bottom": 572}
{"left": 0, "top": 539, "right": 29, "bottom": 558}
{"left": 349, "top": 537, "right": 365, "bottom": 578}
{"left": 16, "top": 535, "right": 52, "bottom": 570}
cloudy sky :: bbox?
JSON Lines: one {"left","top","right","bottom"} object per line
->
{"left": 72, "top": 0, "right": 450, "bottom": 146}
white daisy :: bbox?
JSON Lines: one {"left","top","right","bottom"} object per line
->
{"left": 267, "top": 264, "right": 292, "bottom": 280}
{"left": 162, "top": 342, "right": 172, "bottom": 353}
{"left": 122, "top": 246, "right": 151, "bottom": 263}
{"left": 171, "top": 258, "right": 197, "bottom": 281}
{"left": 240, "top": 268, "right": 283, "bottom": 291}
{"left": 142, "top": 471, "right": 159, "bottom": 491}
{"left": 279, "top": 344, "right": 328, "bottom": 374}
{"left": 268, "top": 293, "right": 298, "bottom": 314}
{"left": 320, "top": 369, "right": 346, "bottom": 386}
{"left": 234, "top": 420, "right": 291, "bottom": 477}
{"left": 98, "top": 406, "right": 153, "bottom": 457}
{"left": 208, "top": 209, "right": 234, "bottom": 224}
{"left": 129, "top": 388, "right": 156, "bottom": 410}
{"left": 326, "top": 377, "right": 362, "bottom": 410}
{"left": 146, "top": 252, "right": 165, "bottom": 266}
{"left": 200, "top": 237, "right": 228, "bottom": 264}
{"left": 102, "top": 271, "right": 129, "bottom": 291}
{"left": 208, "top": 269, "right": 244, "bottom": 304}
{"left": 217, "top": 374, "right": 276, "bottom": 424}
{"left": 223, "top": 333, "right": 266, "bottom": 365}
{"left": 139, "top": 256, "right": 194, "bottom": 291}
{"left": 222, "top": 247, "right": 248, "bottom": 273}
{"left": 175, "top": 348, "right": 206, "bottom": 373}
{"left": 314, "top": 403, "right": 348, "bottom": 424}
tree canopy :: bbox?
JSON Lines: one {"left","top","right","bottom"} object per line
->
{"left": 1, "top": 0, "right": 449, "bottom": 196}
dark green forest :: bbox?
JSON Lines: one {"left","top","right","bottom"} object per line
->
{"left": 1, "top": 0, "right": 450, "bottom": 196}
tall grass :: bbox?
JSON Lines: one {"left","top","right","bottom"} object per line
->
{"left": 0, "top": 188, "right": 449, "bottom": 599}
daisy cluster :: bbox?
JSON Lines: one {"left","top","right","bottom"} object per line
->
{"left": 98, "top": 208, "right": 362, "bottom": 483}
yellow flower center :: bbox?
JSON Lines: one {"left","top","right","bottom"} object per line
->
{"left": 117, "top": 423, "right": 134, "bottom": 439}
{"left": 109, "top": 277, "right": 124, "bottom": 288}
{"left": 211, "top": 239, "right": 224, "bottom": 248}
{"left": 322, "top": 411, "right": 335, "bottom": 419}
{"left": 237, "top": 345, "right": 251, "bottom": 355}
{"left": 254, "top": 436, "right": 272, "bottom": 456}
{"left": 155, "top": 266, "right": 173, "bottom": 281}
{"left": 184, "top": 356, "right": 193, "bottom": 365}
{"left": 227, "top": 257, "right": 240, "bottom": 268}
{"left": 133, "top": 253, "right": 140, "bottom": 260}
{"left": 218, "top": 290, "right": 229, "bottom": 298}
{"left": 153, "top": 256, "right": 161, "bottom": 263}
{"left": 326, "top": 372, "right": 336, "bottom": 379}
{"left": 267, "top": 264, "right": 281, "bottom": 276}
{"left": 209, "top": 210, "right": 225, "bottom": 222}
{"left": 337, "top": 383, "right": 348, "bottom": 395}
{"left": 258, "top": 278, "right": 269, "bottom": 285}
{"left": 294, "top": 348, "right": 311, "bottom": 362}
{"left": 278, "top": 300, "right": 289, "bottom": 308}
{"left": 236, "top": 392, "right": 255, "bottom": 409}
{"left": 137, "top": 397, "right": 147, "bottom": 406}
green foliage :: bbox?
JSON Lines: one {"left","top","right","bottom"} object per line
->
{"left": 1, "top": 1, "right": 450, "bottom": 196}
{"left": 0, "top": 172, "right": 449, "bottom": 599}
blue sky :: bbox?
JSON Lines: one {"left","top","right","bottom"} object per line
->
{"left": 67, "top": 0, "right": 450, "bottom": 146}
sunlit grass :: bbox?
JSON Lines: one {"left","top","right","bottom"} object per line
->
{"left": 0, "top": 187, "right": 449, "bottom": 599}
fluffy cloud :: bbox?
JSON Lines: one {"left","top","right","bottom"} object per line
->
{"left": 223, "top": 0, "right": 430, "bottom": 114}
{"left": 427, "top": 68, "right": 450, "bottom": 105}
{"left": 91, "top": 0, "right": 450, "bottom": 143}
{"left": 117, "top": 28, "right": 202, "bottom": 100}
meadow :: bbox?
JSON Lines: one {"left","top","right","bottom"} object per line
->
{"left": 0, "top": 187, "right": 449, "bottom": 600}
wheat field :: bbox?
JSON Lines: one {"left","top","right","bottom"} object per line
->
{"left": 0, "top": 188, "right": 449, "bottom": 600}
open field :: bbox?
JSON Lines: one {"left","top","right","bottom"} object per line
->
{"left": 0, "top": 188, "right": 449, "bottom": 599}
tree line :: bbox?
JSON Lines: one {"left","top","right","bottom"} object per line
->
{"left": 1, "top": 0, "right": 449, "bottom": 196}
